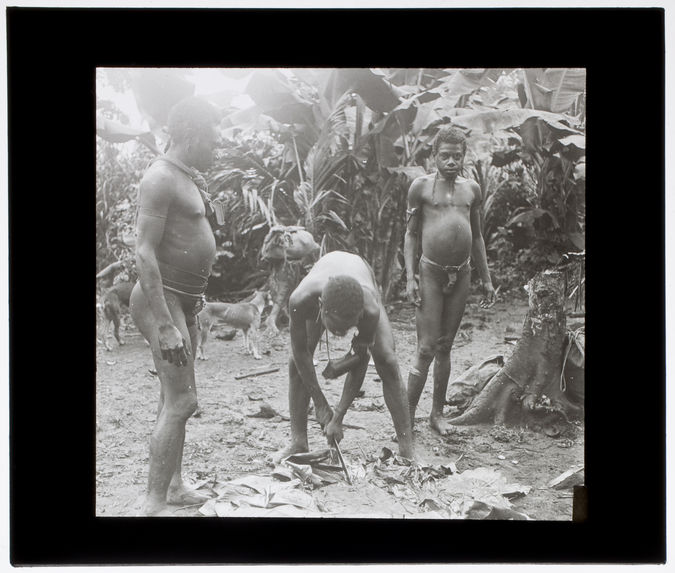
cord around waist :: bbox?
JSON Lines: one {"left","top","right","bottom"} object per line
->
{"left": 157, "top": 260, "right": 209, "bottom": 296}
{"left": 420, "top": 254, "right": 471, "bottom": 272}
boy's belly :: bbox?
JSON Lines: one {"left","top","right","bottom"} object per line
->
{"left": 421, "top": 214, "right": 472, "bottom": 266}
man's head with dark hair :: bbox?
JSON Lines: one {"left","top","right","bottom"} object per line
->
{"left": 167, "top": 97, "right": 221, "bottom": 171}
{"left": 433, "top": 125, "right": 467, "bottom": 155}
{"left": 320, "top": 275, "right": 364, "bottom": 336}
{"left": 168, "top": 96, "right": 220, "bottom": 144}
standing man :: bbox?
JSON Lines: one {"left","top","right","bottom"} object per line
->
{"left": 273, "top": 251, "right": 415, "bottom": 462}
{"left": 129, "top": 96, "right": 221, "bottom": 515}
{"left": 404, "top": 126, "right": 496, "bottom": 436}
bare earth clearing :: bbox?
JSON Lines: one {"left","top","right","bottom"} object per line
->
{"left": 96, "top": 292, "right": 583, "bottom": 519}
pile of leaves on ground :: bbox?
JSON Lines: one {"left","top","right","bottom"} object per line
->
{"left": 197, "top": 446, "right": 531, "bottom": 519}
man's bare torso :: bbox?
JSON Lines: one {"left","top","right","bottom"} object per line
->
{"left": 291, "top": 252, "right": 379, "bottom": 321}
{"left": 144, "top": 162, "right": 216, "bottom": 277}
{"left": 417, "top": 173, "right": 476, "bottom": 266}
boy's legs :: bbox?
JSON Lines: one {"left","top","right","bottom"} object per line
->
{"left": 408, "top": 261, "right": 444, "bottom": 428}
{"left": 430, "top": 271, "right": 471, "bottom": 435}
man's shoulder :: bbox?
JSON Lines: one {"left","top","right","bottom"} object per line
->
{"left": 141, "top": 162, "right": 180, "bottom": 192}
{"left": 457, "top": 175, "right": 479, "bottom": 187}
{"left": 458, "top": 176, "right": 481, "bottom": 195}
{"left": 289, "top": 277, "right": 321, "bottom": 309}
{"left": 409, "top": 174, "right": 432, "bottom": 198}
{"left": 412, "top": 173, "right": 433, "bottom": 186}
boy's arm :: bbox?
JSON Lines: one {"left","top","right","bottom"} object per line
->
{"left": 404, "top": 178, "right": 424, "bottom": 306}
{"left": 469, "top": 181, "right": 496, "bottom": 302}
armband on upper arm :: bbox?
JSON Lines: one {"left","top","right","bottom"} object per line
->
{"left": 138, "top": 207, "right": 167, "bottom": 219}
{"left": 406, "top": 207, "right": 420, "bottom": 233}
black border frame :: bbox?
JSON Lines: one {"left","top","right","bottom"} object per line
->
{"left": 8, "top": 7, "right": 666, "bottom": 565}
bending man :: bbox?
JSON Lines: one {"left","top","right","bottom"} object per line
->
{"left": 274, "top": 251, "right": 415, "bottom": 461}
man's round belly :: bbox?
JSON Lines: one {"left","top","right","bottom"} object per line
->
{"left": 157, "top": 227, "right": 216, "bottom": 277}
{"left": 421, "top": 218, "right": 472, "bottom": 265}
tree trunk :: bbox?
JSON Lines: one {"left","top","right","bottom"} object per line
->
{"left": 448, "top": 269, "right": 583, "bottom": 433}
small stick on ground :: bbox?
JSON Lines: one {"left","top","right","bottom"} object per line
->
{"left": 234, "top": 367, "right": 280, "bottom": 380}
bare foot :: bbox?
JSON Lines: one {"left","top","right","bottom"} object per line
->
{"left": 139, "top": 498, "right": 175, "bottom": 517}
{"left": 430, "top": 415, "right": 455, "bottom": 436}
{"left": 167, "top": 484, "right": 214, "bottom": 506}
{"left": 268, "top": 443, "right": 308, "bottom": 465}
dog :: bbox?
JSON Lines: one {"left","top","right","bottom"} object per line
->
{"left": 260, "top": 225, "right": 319, "bottom": 335}
{"left": 196, "top": 290, "right": 271, "bottom": 361}
{"left": 99, "top": 281, "right": 134, "bottom": 351}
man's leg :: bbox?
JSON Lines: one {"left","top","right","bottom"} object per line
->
{"left": 408, "top": 262, "right": 444, "bottom": 430}
{"left": 372, "top": 306, "right": 415, "bottom": 459}
{"left": 130, "top": 284, "right": 200, "bottom": 516}
{"left": 430, "top": 272, "right": 471, "bottom": 435}
{"left": 164, "top": 318, "right": 212, "bottom": 506}
{"left": 271, "top": 318, "right": 322, "bottom": 463}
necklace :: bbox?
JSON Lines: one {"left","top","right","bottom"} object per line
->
{"left": 432, "top": 171, "right": 451, "bottom": 206}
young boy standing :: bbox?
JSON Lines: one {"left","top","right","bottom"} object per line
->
{"left": 404, "top": 126, "right": 496, "bottom": 436}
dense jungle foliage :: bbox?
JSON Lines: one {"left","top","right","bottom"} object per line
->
{"left": 96, "top": 68, "right": 585, "bottom": 300}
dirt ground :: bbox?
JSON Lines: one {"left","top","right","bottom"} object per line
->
{"left": 96, "top": 291, "right": 584, "bottom": 519}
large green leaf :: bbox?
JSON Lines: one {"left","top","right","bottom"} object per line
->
{"left": 129, "top": 69, "right": 195, "bottom": 129}
{"left": 557, "top": 134, "right": 585, "bottom": 150}
{"left": 245, "top": 70, "right": 315, "bottom": 125}
{"left": 385, "top": 165, "right": 427, "bottom": 182}
{"left": 449, "top": 108, "right": 581, "bottom": 135}
{"left": 541, "top": 68, "right": 586, "bottom": 114}
{"left": 522, "top": 68, "right": 586, "bottom": 113}
{"left": 323, "top": 68, "right": 402, "bottom": 113}
{"left": 439, "top": 69, "right": 491, "bottom": 96}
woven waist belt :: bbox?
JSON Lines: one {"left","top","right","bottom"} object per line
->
{"left": 420, "top": 254, "right": 471, "bottom": 294}
{"left": 420, "top": 254, "right": 471, "bottom": 273}
{"left": 157, "top": 260, "right": 209, "bottom": 297}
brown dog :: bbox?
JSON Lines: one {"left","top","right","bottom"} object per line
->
{"left": 196, "top": 290, "right": 270, "bottom": 361}
{"left": 100, "top": 281, "right": 134, "bottom": 351}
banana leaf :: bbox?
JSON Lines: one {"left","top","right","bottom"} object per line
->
{"left": 245, "top": 70, "right": 315, "bottom": 125}
{"left": 541, "top": 68, "right": 586, "bottom": 114}
{"left": 450, "top": 108, "right": 580, "bottom": 135}
{"left": 129, "top": 69, "right": 195, "bottom": 128}
{"left": 323, "top": 68, "right": 402, "bottom": 113}
{"left": 522, "top": 68, "right": 585, "bottom": 113}
{"left": 96, "top": 115, "right": 161, "bottom": 154}
{"left": 557, "top": 134, "right": 585, "bottom": 150}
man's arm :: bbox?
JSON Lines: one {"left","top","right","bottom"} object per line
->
{"left": 469, "top": 181, "right": 496, "bottom": 303}
{"left": 404, "top": 178, "right": 424, "bottom": 306}
{"left": 330, "top": 302, "right": 379, "bottom": 423}
{"left": 288, "top": 292, "right": 332, "bottom": 421}
{"left": 136, "top": 171, "right": 190, "bottom": 365}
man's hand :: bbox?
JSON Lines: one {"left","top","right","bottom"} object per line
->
{"left": 406, "top": 279, "right": 421, "bottom": 307}
{"left": 158, "top": 324, "right": 191, "bottom": 366}
{"left": 315, "top": 401, "right": 334, "bottom": 430}
{"left": 479, "top": 281, "right": 497, "bottom": 309}
{"left": 324, "top": 416, "right": 344, "bottom": 445}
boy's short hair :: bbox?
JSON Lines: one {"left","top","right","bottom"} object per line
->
{"left": 167, "top": 96, "right": 220, "bottom": 144}
{"left": 322, "top": 276, "right": 364, "bottom": 321}
{"left": 433, "top": 125, "right": 467, "bottom": 155}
